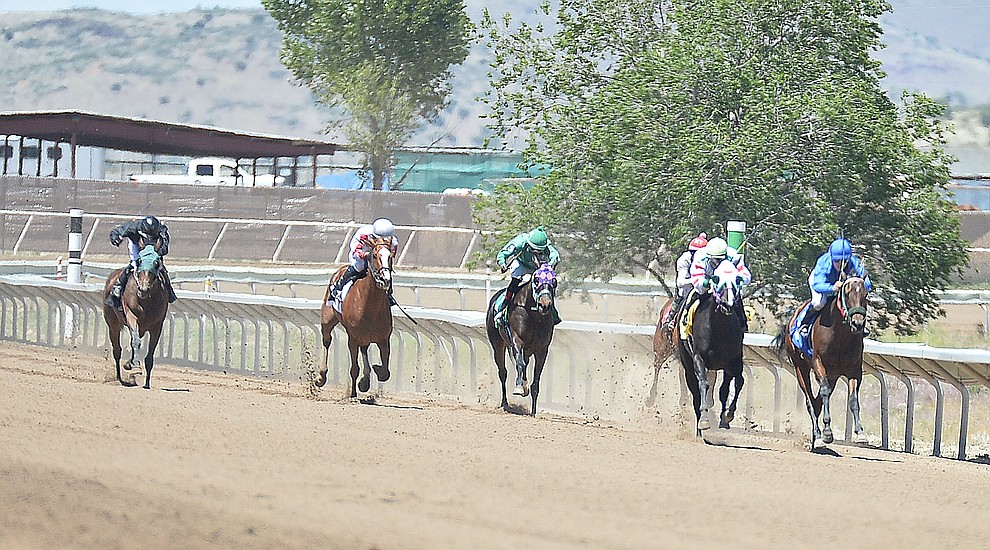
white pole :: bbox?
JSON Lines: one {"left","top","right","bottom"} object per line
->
{"left": 67, "top": 208, "right": 84, "bottom": 284}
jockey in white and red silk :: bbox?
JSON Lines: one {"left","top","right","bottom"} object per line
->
{"left": 663, "top": 232, "right": 708, "bottom": 328}
{"left": 688, "top": 237, "right": 752, "bottom": 331}
{"left": 329, "top": 218, "right": 399, "bottom": 300}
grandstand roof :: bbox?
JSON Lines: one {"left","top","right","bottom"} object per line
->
{"left": 0, "top": 110, "right": 340, "bottom": 159}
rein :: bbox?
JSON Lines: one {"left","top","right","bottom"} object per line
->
{"left": 837, "top": 278, "right": 868, "bottom": 321}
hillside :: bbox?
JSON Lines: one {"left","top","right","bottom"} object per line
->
{"left": 1, "top": 4, "right": 989, "bottom": 155}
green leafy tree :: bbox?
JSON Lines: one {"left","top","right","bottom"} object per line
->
{"left": 478, "top": 0, "right": 968, "bottom": 335}
{"left": 263, "top": 0, "right": 472, "bottom": 190}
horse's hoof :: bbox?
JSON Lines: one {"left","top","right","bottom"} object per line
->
{"left": 698, "top": 417, "right": 711, "bottom": 431}
{"left": 512, "top": 385, "right": 525, "bottom": 397}
{"left": 812, "top": 438, "right": 826, "bottom": 450}
{"left": 358, "top": 377, "right": 371, "bottom": 393}
{"left": 372, "top": 364, "right": 390, "bottom": 383}
{"left": 122, "top": 362, "right": 133, "bottom": 371}
{"left": 822, "top": 430, "right": 834, "bottom": 444}
{"left": 718, "top": 420, "right": 730, "bottom": 429}
{"left": 853, "top": 433, "right": 869, "bottom": 444}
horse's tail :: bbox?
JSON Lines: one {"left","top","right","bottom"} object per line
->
{"left": 769, "top": 321, "right": 791, "bottom": 364}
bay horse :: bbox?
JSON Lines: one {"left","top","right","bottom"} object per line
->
{"left": 315, "top": 237, "right": 394, "bottom": 398}
{"left": 774, "top": 276, "right": 869, "bottom": 449}
{"left": 102, "top": 245, "right": 169, "bottom": 389}
{"left": 485, "top": 263, "right": 557, "bottom": 416}
{"left": 676, "top": 260, "right": 745, "bottom": 434}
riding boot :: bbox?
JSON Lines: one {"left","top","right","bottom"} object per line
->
{"left": 331, "top": 265, "right": 360, "bottom": 300}
{"left": 664, "top": 294, "right": 684, "bottom": 329}
{"left": 797, "top": 310, "right": 814, "bottom": 337}
{"left": 106, "top": 264, "right": 131, "bottom": 309}
{"left": 162, "top": 269, "right": 178, "bottom": 303}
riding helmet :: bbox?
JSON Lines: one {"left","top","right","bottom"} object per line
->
{"left": 372, "top": 218, "right": 395, "bottom": 238}
{"left": 829, "top": 238, "right": 853, "bottom": 261}
{"left": 688, "top": 232, "right": 709, "bottom": 251}
{"left": 139, "top": 216, "right": 161, "bottom": 234}
{"left": 706, "top": 237, "right": 728, "bottom": 259}
{"left": 527, "top": 227, "right": 549, "bottom": 251}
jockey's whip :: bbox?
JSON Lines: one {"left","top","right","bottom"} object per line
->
{"left": 389, "top": 294, "right": 419, "bottom": 325}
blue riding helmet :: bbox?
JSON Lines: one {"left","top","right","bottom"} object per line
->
{"left": 829, "top": 238, "right": 852, "bottom": 261}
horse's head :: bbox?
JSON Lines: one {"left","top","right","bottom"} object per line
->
{"left": 531, "top": 263, "right": 558, "bottom": 314}
{"left": 837, "top": 276, "right": 869, "bottom": 334}
{"left": 710, "top": 259, "right": 741, "bottom": 313}
{"left": 133, "top": 244, "right": 163, "bottom": 299}
{"left": 366, "top": 237, "right": 394, "bottom": 291}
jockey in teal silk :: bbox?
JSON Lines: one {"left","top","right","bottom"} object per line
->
{"left": 495, "top": 226, "right": 561, "bottom": 320}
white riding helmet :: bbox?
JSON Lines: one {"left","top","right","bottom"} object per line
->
{"left": 372, "top": 218, "right": 395, "bottom": 238}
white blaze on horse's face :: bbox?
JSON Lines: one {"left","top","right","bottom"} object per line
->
{"left": 711, "top": 259, "right": 739, "bottom": 308}
{"left": 375, "top": 246, "right": 393, "bottom": 288}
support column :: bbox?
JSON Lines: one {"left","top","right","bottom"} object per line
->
{"left": 68, "top": 208, "right": 84, "bottom": 284}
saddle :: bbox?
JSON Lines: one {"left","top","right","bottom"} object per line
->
{"left": 678, "top": 291, "right": 701, "bottom": 341}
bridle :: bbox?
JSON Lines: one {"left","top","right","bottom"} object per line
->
{"left": 836, "top": 276, "right": 868, "bottom": 332}
{"left": 530, "top": 263, "right": 557, "bottom": 314}
{"left": 368, "top": 241, "right": 394, "bottom": 291}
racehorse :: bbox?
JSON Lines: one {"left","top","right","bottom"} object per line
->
{"left": 485, "top": 263, "right": 557, "bottom": 416}
{"left": 774, "top": 276, "right": 869, "bottom": 449}
{"left": 675, "top": 260, "right": 746, "bottom": 434}
{"left": 315, "top": 237, "right": 394, "bottom": 398}
{"left": 102, "top": 245, "right": 169, "bottom": 389}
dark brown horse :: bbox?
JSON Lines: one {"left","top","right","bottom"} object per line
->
{"left": 675, "top": 260, "right": 746, "bottom": 434}
{"left": 774, "top": 276, "right": 869, "bottom": 449}
{"left": 485, "top": 263, "right": 557, "bottom": 416}
{"left": 102, "top": 245, "right": 169, "bottom": 389}
{"left": 315, "top": 237, "right": 394, "bottom": 398}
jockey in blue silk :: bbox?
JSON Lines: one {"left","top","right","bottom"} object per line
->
{"left": 495, "top": 226, "right": 560, "bottom": 317}
{"left": 796, "top": 238, "right": 873, "bottom": 336}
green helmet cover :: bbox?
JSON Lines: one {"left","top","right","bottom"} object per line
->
{"left": 527, "top": 227, "right": 549, "bottom": 250}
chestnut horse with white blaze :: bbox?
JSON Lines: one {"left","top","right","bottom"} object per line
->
{"left": 102, "top": 245, "right": 169, "bottom": 389}
{"left": 315, "top": 237, "right": 394, "bottom": 398}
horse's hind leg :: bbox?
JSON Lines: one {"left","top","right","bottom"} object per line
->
{"left": 107, "top": 321, "right": 132, "bottom": 387}
{"left": 492, "top": 341, "right": 510, "bottom": 410}
{"left": 357, "top": 345, "right": 372, "bottom": 393}
{"left": 848, "top": 372, "right": 867, "bottom": 443}
{"left": 793, "top": 357, "right": 824, "bottom": 448}
{"left": 512, "top": 348, "right": 529, "bottom": 397}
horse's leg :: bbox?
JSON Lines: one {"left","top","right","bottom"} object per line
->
{"left": 815, "top": 359, "right": 836, "bottom": 445}
{"left": 347, "top": 339, "right": 360, "bottom": 398}
{"left": 315, "top": 311, "right": 339, "bottom": 388}
{"left": 511, "top": 340, "right": 528, "bottom": 397}
{"left": 357, "top": 345, "right": 372, "bottom": 393}
{"left": 529, "top": 348, "right": 548, "bottom": 417}
{"left": 793, "top": 356, "right": 823, "bottom": 448}
{"left": 128, "top": 326, "right": 146, "bottom": 372}
{"left": 143, "top": 327, "right": 163, "bottom": 390}
{"left": 107, "top": 319, "right": 131, "bottom": 387}
{"left": 692, "top": 353, "right": 711, "bottom": 432}
{"left": 372, "top": 339, "right": 391, "bottom": 383}
{"left": 721, "top": 362, "right": 745, "bottom": 429}
{"left": 493, "top": 339, "right": 510, "bottom": 410}
{"left": 848, "top": 370, "right": 867, "bottom": 443}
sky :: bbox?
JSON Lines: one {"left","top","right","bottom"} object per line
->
{"left": 0, "top": 0, "right": 265, "bottom": 12}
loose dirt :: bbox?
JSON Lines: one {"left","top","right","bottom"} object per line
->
{"left": 2, "top": 340, "right": 989, "bottom": 549}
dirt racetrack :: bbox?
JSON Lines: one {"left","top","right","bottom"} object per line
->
{"left": 2, "top": 340, "right": 990, "bottom": 549}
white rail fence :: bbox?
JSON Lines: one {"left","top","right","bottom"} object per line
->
{"left": 2, "top": 275, "right": 990, "bottom": 460}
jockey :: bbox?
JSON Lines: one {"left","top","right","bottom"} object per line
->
{"left": 688, "top": 237, "right": 751, "bottom": 331}
{"left": 329, "top": 218, "right": 399, "bottom": 301}
{"left": 662, "top": 232, "right": 707, "bottom": 329}
{"left": 796, "top": 238, "right": 872, "bottom": 336}
{"left": 105, "top": 215, "right": 177, "bottom": 308}
{"left": 495, "top": 226, "right": 560, "bottom": 317}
